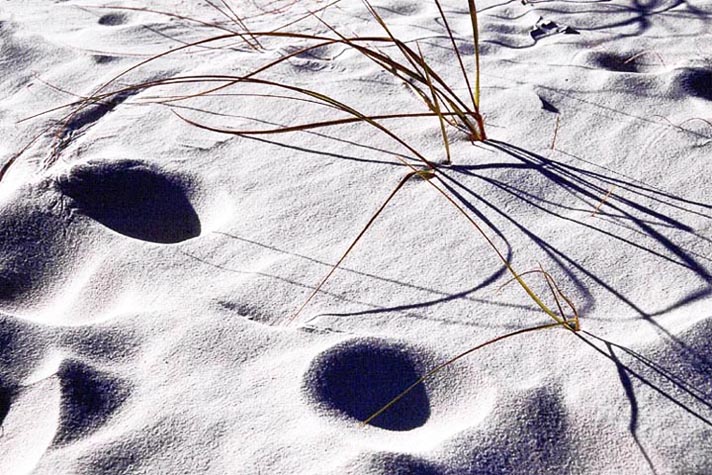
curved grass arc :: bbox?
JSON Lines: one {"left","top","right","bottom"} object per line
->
{"left": 21, "top": 7, "right": 486, "bottom": 140}
{"left": 11, "top": 0, "right": 583, "bottom": 427}
{"left": 361, "top": 321, "right": 569, "bottom": 427}
{"left": 21, "top": 0, "right": 573, "bottom": 329}
{"left": 19, "top": 33, "right": 475, "bottom": 133}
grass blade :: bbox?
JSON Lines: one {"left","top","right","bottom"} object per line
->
{"left": 417, "top": 42, "right": 451, "bottom": 164}
{"left": 361, "top": 321, "right": 566, "bottom": 427}
{"left": 433, "top": 0, "right": 477, "bottom": 113}
{"left": 288, "top": 170, "right": 424, "bottom": 325}
{"left": 466, "top": 0, "right": 481, "bottom": 109}
{"left": 168, "top": 111, "right": 461, "bottom": 136}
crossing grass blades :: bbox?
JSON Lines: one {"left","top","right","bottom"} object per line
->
{"left": 15, "top": 0, "right": 581, "bottom": 427}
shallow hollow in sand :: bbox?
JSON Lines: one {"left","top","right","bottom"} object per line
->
{"left": 56, "top": 159, "right": 202, "bottom": 244}
{"left": 303, "top": 338, "right": 431, "bottom": 431}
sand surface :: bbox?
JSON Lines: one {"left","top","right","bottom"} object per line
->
{"left": 1, "top": 0, "right": 711, "bottom": 473}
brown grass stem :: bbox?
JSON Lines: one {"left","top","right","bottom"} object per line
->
{"left": 287, "top": 170, "right": 424, "bottom": 325}
{"left": 591, "top": 185, "right": 617, "bottom": 217}
{"left": 361, "top": 321, "right": 568, "bottom": 427}
{"left": 418, "top": 41, "right": 451, "bottom": 163}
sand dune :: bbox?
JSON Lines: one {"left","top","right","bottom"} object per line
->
{"left": 1, "top": 0, "right": 711, "bottom": 473}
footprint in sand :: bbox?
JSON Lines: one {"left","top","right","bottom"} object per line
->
{"left": 52, "top": 359, "right": 131, "bottom": 446}
{"left": 590, "top": 52, "right": 643, "bottom": 73}
{"left": 303, "top": 338, "right": 430, "bottom": 431}
{"left": 586, "top": 51, "right": 668, "bottom": 74}
{"left": 57, "top": 160, "right": 202, "bottom": 244}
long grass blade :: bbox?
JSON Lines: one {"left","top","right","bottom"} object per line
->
{"left": 310, "top": 10, "right": 481, "bottom": 139}
{"left": 433, "top": 0, "right": 477, "bottom": 113}
{"left": 540, "top": 264, "right": 567, "bottom": 322}
{"left": 206, "top": 0, "right": 264, "bottom": 49}
{"left": 361, "top": 321, "right": 566, "bottom": 427}
{"left": 362, "top": 0, "right": 426, "bottom": 81}
{"left": 176, "top": 84, "right": 437, "bottom": 173}
{"left": 168, "top": 111, "right": 461, "bottom": 136}
{"left": 270, "top": 0, "right": 342, "bottom": 33}
{"left": 466, "top": 0, "right": 481, "bottom": 109}
{"left": 417, "top": 42, "right": 451, "bottom": 164}
{"left": 288, "top": 170, "right": 423, "bottom": 325}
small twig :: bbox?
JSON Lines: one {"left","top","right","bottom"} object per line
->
{"left": 591, "top": 185, "right": 617, "bottom": 217}
{"left": 550, "top": 114, "right": 560, "bottom": 150}
{"left": 623, "top": 50, "right": 666, "bottom": 68}
{"left": 361, "top": 321, "right": 568, "bottom": 427}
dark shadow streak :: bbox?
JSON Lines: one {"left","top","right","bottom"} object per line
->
{"left": 473, "top": 171, "right": 704, "bottom": 273}
{"left": 606, "top": 341, "right": 659, "bottom": 475}
{"left": 181, "top": 250, "right": 529, "bottom": 328}
{"left": 429, "top": 141, "right": 712, "bottom": 374}
{"left": 587, "top": 331, "right": 712, "bottom": 411}
{"left": 213, "top": 231, "right": 525, "bottom": 313}
{"left": 575, "top": 331, "right": 712, "bottom": 428}
{"left": 436, "top": 165, "right": 597, "bottom": 315}
{"left": 485, "top": 140, "right": 712, "bottom": 280}
{"left": 491, "top": 141, "right": 707, "bottom": 230}
{"left": 553, "top": 149, "right": 712, "bottom": 219}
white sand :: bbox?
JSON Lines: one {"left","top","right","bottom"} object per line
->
{"left": 1, "top": 0, "right": 711, "bottom": 473}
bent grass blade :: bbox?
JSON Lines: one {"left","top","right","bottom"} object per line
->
{"left": 361, "top": 321, "right": 568, "bottom": 427}
{"left": 8, "top": 1, "right": 582, "bottom": 428}
{"left": 287, "top": 170, "right": 425, "bottom": 325}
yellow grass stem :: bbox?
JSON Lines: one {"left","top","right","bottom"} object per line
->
{"left": 165, "top": 111, "right": 467, "bottom": 136}
{"left": 417, "top": 42, "right": 451, "bottom": 164}
{"left": 361, "top": 321, "right": 568, "bottom": 427}
{"left": 591, "top": 185, "right": 617, "bottom": 217}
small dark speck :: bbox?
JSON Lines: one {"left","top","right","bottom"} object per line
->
{"left": 93, "top": 55, "right": 116, "bottom": 64}
{"left": 98, "top": 13, "right": 126, "bottom": 26}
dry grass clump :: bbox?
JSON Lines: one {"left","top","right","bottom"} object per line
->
{"left": 12, "top": 0, "right": 581, "bottom": 425}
